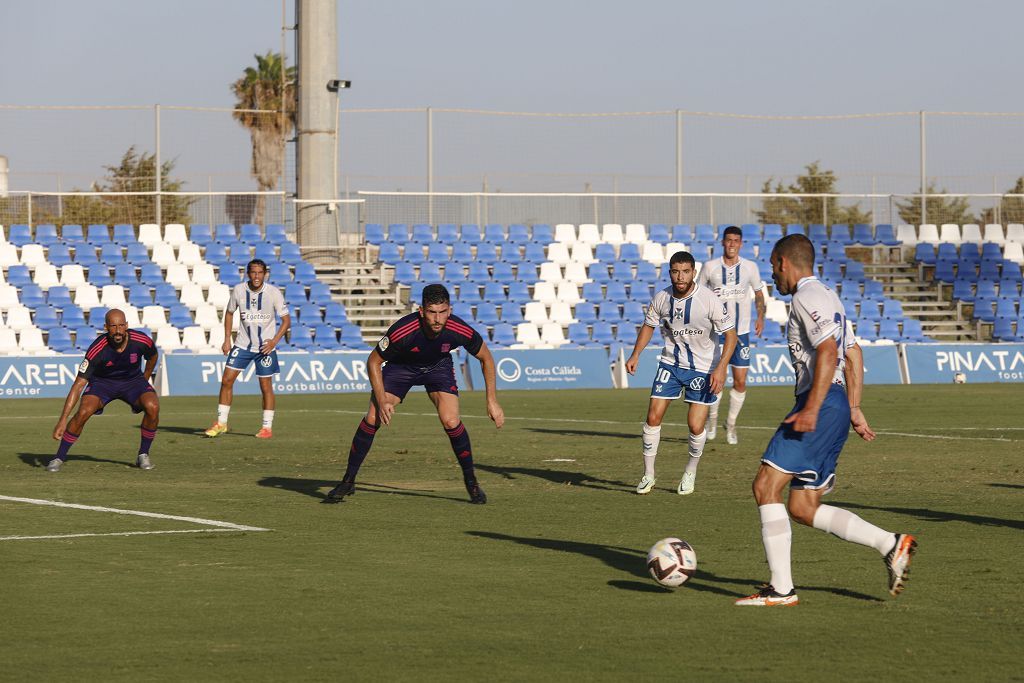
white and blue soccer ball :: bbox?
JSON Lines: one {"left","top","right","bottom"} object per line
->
{"left": 646, "top": 537, "right": 697, "bottom": 587}
{"left": 953, "top": 372, "right": 967, "bottom": 384}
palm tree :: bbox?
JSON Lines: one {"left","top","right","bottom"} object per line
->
{"left": 231, "top": 51, "right": 296, "bottom": 227}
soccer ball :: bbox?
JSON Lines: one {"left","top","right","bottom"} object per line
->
{"left": 953, "top": 372, "right": 967, "bottom": 384}
{"left": 646, "top": 537, "right": 697, "bottom": 587}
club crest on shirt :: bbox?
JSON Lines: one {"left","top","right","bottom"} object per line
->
{"left": 78, "top": 360, "right": 89, "bottom": 373}
{"left": 378, "top": 336, "right": 390, "bottom": 351}
{"left": 130, "top": 353, "right": 138, "bottom": 363}
{"left": 441, "top": 343, "right": 451, "bottom": 353}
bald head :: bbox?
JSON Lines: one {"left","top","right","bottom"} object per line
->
{"left": 771, "top": 233, "right": 815, "bottom": 269}
{"left": 105, "top": 308, "right": 126, "bottom": 327}
{"left": 104, "top": 308, "right": 128, "bottom": 347}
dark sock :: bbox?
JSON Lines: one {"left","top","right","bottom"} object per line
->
{"left": 54, "top": 430, "right": 79, "bottom": 462}
{"left": 139, "top": 427, "right": 157, "bottom": 455}
{"left": 445, "top": 422, "right": 475, "bottom": 480}
{"left": 343, "top": 419, "right": 377, "bottom": 481}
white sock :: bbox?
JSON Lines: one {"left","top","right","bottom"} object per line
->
{"left": 813, "top": 505, "right": 897, "bottom": 555}
{"left": 684, "top": 430, "right": 706, "bottom": 476}
{"left": 707, "top": 401, "right": 719, "bottom": 431}
{"left": 262, "top": 410, "right": 275, "bottom": 429}
{"left": 217, "top": 404, "right": 230, "bottom": 425}
{"left": 726, "top": 389, "right": 746, "bottom": 428}
{"left": 760, "top": 503, "right": 794, "bottom": 594}
{"left": 641, "top": 423, "right": 661, "bottom": 477}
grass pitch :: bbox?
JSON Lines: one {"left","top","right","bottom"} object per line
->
{"left": 0, "top": 385, "right": 1021, "bottom": 681}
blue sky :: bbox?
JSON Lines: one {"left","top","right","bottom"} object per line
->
{"left": 3, "top": 0, "right": 1023, "bottom": 193}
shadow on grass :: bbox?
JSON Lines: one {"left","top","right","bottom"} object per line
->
{"left": 987, "top": 483, "right": 1024, "bottom": 490}
{"left": 522, "top": 427, "right": 688, "bottom": 444}
{"left": 18, "top": 452, "right": 132, "bottom": 468}
{"left": 838, "top": 501, "right": 1024, "bottom": 531}
{"left": 474, "top": 464, "right": 631, "bottom": 492}
{"left": 257, "top": 476, "right": 465, "bottom": 504}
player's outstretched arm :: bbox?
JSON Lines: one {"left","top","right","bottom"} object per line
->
{"left": 625, "top": 324, "right": 655, "bottom": 375}
{"left": 784, "top": 337, "right": 837, "bottom": 433}
{"left": 366, "top": 349, "right": 394, "bottom": 426}
{"left": 844, "top": 342, "right": 875, "bottom": 441}
{"left": 473, "top": 343, "right": 504, "bottom": 428}
{"left": 711, "top": 328, "right": 738, "bottom": 393}
{"left": 53, "top": 376, "right": 88, "bottom": 440}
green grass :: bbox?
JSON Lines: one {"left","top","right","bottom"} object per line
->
{"left": 0, "top": 385, "right": 1021, "bottom": 681}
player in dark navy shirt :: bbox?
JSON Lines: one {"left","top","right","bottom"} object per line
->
{"left": 48, "top": 308, "right": 161, "bottom": 472}
{"left": 325, "top": 284, "right": 504, "bottom": 504}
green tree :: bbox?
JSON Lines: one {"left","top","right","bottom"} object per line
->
{"left": 895, "top": 182, "right": 976, "bottom": 225}
{"left": 231, "top": 51, "right": 296, "bottom": 227}
{"left": 979, "top": 176, "right": 1024, "bottom": 224}
{"left": 754, "top": 161, "right": 872, "bottom": 227}
{"left": 55, "top": 146, "right": 190, "bottom": 226}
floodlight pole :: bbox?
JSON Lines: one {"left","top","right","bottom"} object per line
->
{"left": 155, "top": 103, "right": 161, "bottom": 226}
{"left": 920, "top": 110, "right": 927, "bottom": 225}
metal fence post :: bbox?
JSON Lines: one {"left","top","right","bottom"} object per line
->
{"left": 675, "top": 109, "right": 683, "bottom": 224}
{"left": 155, "top": 103, "right": 162, "bottom": 226}
{"left": 426, "top": 107, "right": 433, "bottom": 225}
{"left": 920, "top": 110, "right": 927, "bottom": 225}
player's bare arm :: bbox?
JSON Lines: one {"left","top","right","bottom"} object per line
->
{"left": 53, "top": 376, "right": 88, "bottom": 440}
{"left": 142, "top": 354, "right": 159, "bottom": 384}
{"left": 625, "top": 324, "right": 655, "bottom": 375}
{"left": 221, "top": 310, "right": 234, "bottom": 355}
{"left": 844, "top": 342, "right": 875, "bottom": 441}
{"left": 366, "top": 348, "right": 395, "bottom": 426}
{"left": 262, "top": 314, "right": 290, "bottom": 355}
{"left": 710, "top": 328, "right": 738, "bottom": 393}
{"left": 472, "top": 342, "right": 505, "bottom": 429}
{"left": 754, "top": 289, "right": 766, "bottom": 337}
{"left": 784, "top": 336, "right": 837, "bottom": 433}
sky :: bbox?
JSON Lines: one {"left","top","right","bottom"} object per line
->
{"left": 3, "top": 0, "right": 1024, "bottom": 194}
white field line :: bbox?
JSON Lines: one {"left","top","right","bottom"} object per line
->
{"left": 0, "top": 495, "right": 270, "bottom": 543}
{"left": 1, "top": 409, "right": 1019, "bottom": 441}
{"left": 0, "top": 529, "right": 252, "bottom": 541}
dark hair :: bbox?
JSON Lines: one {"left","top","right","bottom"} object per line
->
{"left": 771, "top": 233, "right": 815, "bottom": 268}
{"left": 247, "top": 259, "right": 268, "bottom": 272}
{"left": 722, "top": 225, "right": 742, "bottom": 239}
{"left": 669, "top": 251, "right": 696, "bottom": 267}
{"left": 422, "top": 283, "right": 451, "bottom": 307}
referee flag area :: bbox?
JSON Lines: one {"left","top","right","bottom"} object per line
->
{"left": 0, "top": 386, "right": 1020, "bottom": 680}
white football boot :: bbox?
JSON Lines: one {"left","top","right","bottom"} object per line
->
{"left": 636, "top": 475, "right": 657, "bottom": 495}
{"left": 726, "top": 423, "right": 738, "bottom": 445}
{"left": 677, "top": 472, "right": 696, "bottom": 495}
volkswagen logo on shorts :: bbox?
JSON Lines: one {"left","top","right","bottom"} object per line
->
{"left": 260, "top": 355, "right": 274, "bottom": 367}
{"left": 688, "top": 376, "right": 706, "bottom": 391}
{"left": 740, "top": 346, "right": 751, "bottom": 360}
{"left": 496, "top": 357, "right": 522, "bottom": 382}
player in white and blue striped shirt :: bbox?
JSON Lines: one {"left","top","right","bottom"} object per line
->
{"left": 625, "top": 251, "right": 737, "bottom": 496}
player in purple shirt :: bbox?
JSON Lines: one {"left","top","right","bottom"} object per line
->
{"left": 47, "top": 309, "right": 160, "bottom": 472}
{"left": 324, "top": 284, "right": 504, "bottom": 504}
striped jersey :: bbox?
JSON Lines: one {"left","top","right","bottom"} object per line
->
{"left": 787, "top": 276, "right": 849, "bottom": 395}
{"left": 377, "top": 312, "right": 483, "bottom": 368}
{"left": 696, "top": 256, "right": 764, "bottom": 335}
{"left": 644, "top": 284, "right": 734, "bottom": 373}
{"left": 226, "top": 282, "right": 290, "bottom": 352}
{"left": 78, "top": 330, "right": 157, "bottom": 380}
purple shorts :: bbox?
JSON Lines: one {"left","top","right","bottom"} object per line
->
{"left": 83, "top": 375, "right": 156, "bottom": 414}
{"left": 382, "top": 357, "right": 459, "bottom": 400}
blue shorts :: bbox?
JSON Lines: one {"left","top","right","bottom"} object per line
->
{"left": 383, "top": 356, "right": 459, "bottom": 400}
{"left": 728, "top": 333, "right": 751, "bottom": 368}
{"left": 226, "top": 346, "right": 280, "bottom": 377}
{"left": 83, "top": 375, "right": 156, "bottom": 415}
{"left": 649, "top": 361, "right": 720, "bottom": 405}
{"left": 762, "top": 384, "right": 850, "bottom": 491}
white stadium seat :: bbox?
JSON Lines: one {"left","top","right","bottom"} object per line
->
{"left": 6, "top": 306, "right": 33, "bottom": 332}
{"left": 138, "top": 224, "right": 162, "bottom": 247}
{"left": 537, "top": 262, "right": 563, "bottom": 285}
{"left": 664, "top": 242, "right": 688, "bottom": 259}
{"left": 523, "top": 301, "right": 549, "bottom": 325}
{"left": 546, "top": 242, "right": 571, "bottom": 267}
{"left": 163, "top": 224, "right": 188, "bottom": 248}
{"left": 960, "top": 224, "right": 982, "bottom": 243}
{"left": 532, "top": 281, "right": 558, "bottom": 306}
{"left": 983, "top": 224, "right": 1005, "bottom": 245}
{"left": 141, "top": 305, "right": 168, "bottom": 330}
{"left": 554, "top": 224, "right": 577, "bottom": 244}
{"left": 0, "top": 243, "right": 19, "bottom": 268}
{"left": 181, "top": 326, "right": 208, "bottom": 352}
{"left": 556, "top": 280, "right": 583, "bottom": 304}
{"left": 100, "top": 285, "right": 127, "bottom": 307}
{"left": 939, "top": 224, "right": 962, "bottom": 243}
{"left": 179, "top": 283, "right": 206, "bottom": 309}
{"left": 561, "top": 262, "right": 589, "bottom": 286}
{"left": 569, "top": 243, "right": 596, "bottom": 265}
{"left": 576, "top": 224, "right": 600, "bottom": 247}
{"left": 917, "top": 224, "right": 939, "bottom": 245}
{"left": 177, "top": 241, "right": 203, "bottom": 267}
{"left": 1006, "top": 224, "right": 1024, "bottom": 244}
{"left": 59, "top": 264, "right": 86, "bottom": 291}
{"left": 601, "top": 224, "right": 624, "bottom": 245}
{"left": 33, "top": 263, "right": 60, "bottom": 290}
{"left": 165, "top": 263, "right": 191, "bottom": 289}
{"left": 0, "top": 328, "right": 18, "bottom": 355}
{"left": 206, "top": 282, "right": 230, "bottom": 310}
{"left": 74, "top": 284, "right": 100, "bottom": 308}
{"left": 121, "top": 305, "right": 141, "bottom": 328}
{"left": 193, "top": 303, "right": 220, "bottom": 331}
{"left": 155, "top": 326, "right": 183, "bottom": 351}
{"left": 19, "top": 244, "right": 47, "bottom": 269}
{"left": 625, "top": 224, "right": 647, "bottom": 244}
{"left": 895, "top": 224, "right": 918, "bottom": 247}
{"left": 191, "top": 262, "right": 217, "bottom": 289}
{"left": 207, "top": 325, "right": 226, "bottom": 351}
{"left": 0, "top": 285, "right": 20, "bottom": 312}
{"left": 540, "top": 321, "right": 568, "bottom": 347}
{"left": 1005, "top": 241, "right": 1024, "bottom": 265}
{"left": 547, "top": 302, "right": 577, "bottom": 326}
{"left": 514, "top": 322, "right": 541, "bottom": 348}
{"left": 19, "top": 328, "right": 49, "bottom": 355}
{"left": 151, "top": 242, "right": 176, "bottom": 268}
{"left": 642, "top": 242, "right": 666, "bottom": 265}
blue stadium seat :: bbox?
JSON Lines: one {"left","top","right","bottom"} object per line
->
{"left": 484, "top": 224, "right": 505, "bottom": 243}
{"left": 128, "top": 284, "right": 153, "bottom": 308}
{"left": 87, "top": 306, "right": 110, "bottom": 326}
{"left": 61, "top": 224, "right": 86, "bottom": 245}
{"left": 506, "top": 224, "right": 529, "bottom": 243}
{"left": 808, "top": 224, "right": 828, "bottom": 242}
{"left": 34, "top": 305, "right": 62, "bottom": 330}
{"left": 411, "top": 224, "right": 434, "bottom": 243}
{"left": 190, "top": 224, "right": 213, "bottom": 247}
{"left": 112, "top": 224, "right": 136, "bottom": 245}
{"left": 593, "top": 243, "right": 615, "bottom": 263}
{"left": 981, "top": 242, "right": 1002, "bottom": 262}
{"left": 293, "top": 261, "right": 318, "bottom": 285}
{"left": 323, "top": 302, "right": 349, "bottom": 326}
{"left": 531, "top": 224, "right": 554, "bottom": 244}
{"left": 239, "top": 224, "right": 263, "bottom": 243}
{"left": 936, "top": 243, "right": 958, "bottom": 263}
{"left": 482, "top": 281, "right": 506, "bottom": 303}
{"left": 978, "top": 259, "right": 1001, "bottom": 281}
{"left": 215, "top": 224, "right": 237, "bottom": 242}
{"left": 227, "top": 241, "right": 251, "bottom": 263}
{"left": 61, "top": 305, "right": 87, "bottom": 329}
{"left": 277, "top": 242, "right": 301, "bottom": 265}
{"left": 1001, "top": 261, "right": 1023, "bottom": 284}
{"left": 586, "top": 263, "right": 610, "bottom": 285}
{"left": 8, "top": 224, "right": 32, "bottom": 247}
{"left": 960, "top": 242, "right": 981, "bottom": 265}
{"left": 425, "top": 241, "right": 449, "bottom": 263}
{"left": 635, "top": 261, "right": 658, "bottom": 285}
{"left": 125, "top": 242, "right": 150, "bottom": 265}
{"left": 623, "top": 301, "right": 645, "bottom": 325}
{"left": 958, "top": 259, "right": 980, "bottom": 282}
{"left": 265, "top": 224, "right": 288, "bottom": 245}
{"left": 491, "top": 262, "right": 515, "bottom": 284}
{"left": 992, "top": 317, "right": 1017, "bottom": 342}
{"left": 476, "top": 243, "right": 500, "bottom": 265}
{"left": 168, "top": 304, "right": 193, "bottom": 328}
{"left": 448, "top": 243, "right": 472, "bottom": 263}
{"left": 882, "top": 299, "right": 903, "bottom": 319}
{"left": 567, "top": 323, "right": 597, "bottom": 348}
{"left": 48, "top": 243, "right": 73, "bottom": 267}
{"left": 47, "top": 327, "right": 77, "bottom": 354}
{"left": 831, "top": 224, "right": 853, "bottom": 245}
{"left": 290, "top": 325, "right": 316, "bottom": 349}
{"left": 901, "top": 318, "right": 929, "bottom": 343}
{"left": 113, "top": 263, "right": 139, "bottom": 286}
{"left": 580, "top": 282, "right": 604, "bottom": 302}
{"left": 154, "top": 284, "right": 178, "bottom": 307}
{"left": 403, "top": 243, "right": 426, "bottom": 266}
{"left": 878, "top": 318, "right": 901, "bottom": 341}
{"left": 20, "top": 284, "right": 46, "bottom": 307}
{"left": 619, "top": 243, "right": 642, "bottom": 265}
{"left": 671, "top": 224, "right": 693, "bottom": 242}
{"left": 378, "top": 242, "right": 401, "bottom": 265}
{"left": 87, "top": 224, "right": 112, "bottom": 246}
{"left": 139, "top": 263, "right": 164, "bottom": 287}
{"left": 313, "top": 323, "right": 342, "bottom": 350}
{"left": 852, "top": 224, "right": 876, "bottom": 245}
{"left": 995, "top": 297, "right": 1019, "bottom": 320}
{"left": 365, "top": 223, "right": 385, "bottom": 246}
{"left": 952, "top": 279, "right": 974, "bottom": 303}
{"left": 609, "top": 262, "right": 633, "bottom": 283}
{"left": 436, "top": 224, "right": 458, "bottom": 244}
{"left": 408, "top": 282, "right": 426, "bottom": 304}
{"left": 574, "top": 302, "right": 597, "bottom": 324}
{"left": 7, "top": 265, "right": 32, "bottom": 288}
{"left": 915, "top": 243, "right": 937, "bottom": 265}
{"left": 973, "top": 296, "right": 997, "bottom": 323}
{"left": 648, "top": 224, "right": 670, "bottom": 245}
{"left": 35, "top": 224, "right": 59, "bottom": 246}
{"left": 418, "top": 262, "right": 443, "bottom": 284}
{"left": 499, "top": 243, "right": 522, "bottom": 263}
{"left": 934, "top": 260, "right": 956, "bottom": 283}
{"left": 253, "top": 243, "right": 277, "bottom": 262}
{"left": 598, "top": 301, "right": 623, "bottom": 323}
{"left": 387, "top": 224, "right": 410, "bottom": 245}
{"left": 297, "top": 302, "right": 322, "bottom": 326}
{"left": 47, "top": 285, "right": 73, "bottom": 308}
{"left": 459, "top": 224, "right": 481, "bottom": 245}
{"left": 204, "top": 243, "right": 229, "bottom": 266}
{"left": 475, "top": 302, "right": 500, "bottom": 326}
{"left": 309, "top": 282, "right": 332, "bottom": 306}
{"left": 874, "top": 224, "right": 900, "bottom": 246}
{"left": 694, "top": 224, "right": 716, "bottom": 242}
{"left": 99, "top": 243, "right": 125, "bottom": 265}
{"left": 490, "top": 323, "right": 516, "bottom": 347}
{"left": 499, "top": 302, "right": 524, "bottom": 325}
{"left": 763, "top": 224, "right": 784, "bottom": 242}
{"left": 738, "top": 224, "right": 760, "bottom": 242}
{"left": 785, "top": 224, "right": 806, "bottom": 236}
{"left": 521, "top": 242, "right": 546, "bottom": 265}
{"left": 507, "top": 281, "right": 531, "bottom": 304}
{"left": 844, "top": 261, "right": 866, "bottom": 282}
{"left": 338, "top": 325, "right": 364, "bottom": 348}
{"left": 284, "top": 283, "right": 308, "bottom": 306}
{"left": 739, "top": 242, "right": 758, "bottom": 260}
{"left": 591, "top": 321, "right": 615, "bottom": 346}
{"left": 451, "top": 302, "right": 474, "bottom": 321}
{"left": 74, "top": 246, "right": 100, "bottom": 268}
